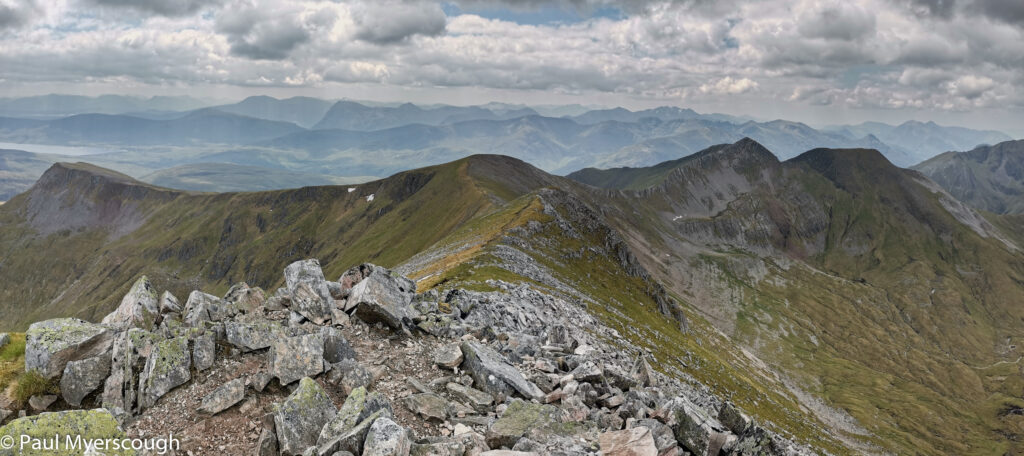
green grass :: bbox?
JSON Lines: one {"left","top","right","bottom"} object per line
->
{"left": 12, "top": 370, "right": 58, "bottom": 406}
{"left": 1, "top": 333, "right": 27, "bottom": 399}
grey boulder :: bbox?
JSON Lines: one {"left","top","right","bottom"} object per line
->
{"left": 460, "top": 341, "right": 544, "bottom": 401}
{"left": 274, "top": 377, "right": 337, "bottom": 456}
{"left": 199, "top": 378, "right": 245, "bottom": 415}
{"left": 270, "top": 333, "right": 325, "bottom": 386}
{"left": 348, "top": 267, "right": 415, "bottom": 329}
{"left": 138, "top": 336, "right": 191, "bottom": 409}
{"left": 60, "top": 354, "right": 112, "bottom": 407}
{"left": 284, "top": 259, "right": 335, "bottom": 308}
{"left": 363, "top": 417, "right": 411, "bottom": 456}
{"left": 102, "top": 276, "right": 161, "bottom": 330}
{"left": 25, "top": 318, "right": 114, "bottom": 379}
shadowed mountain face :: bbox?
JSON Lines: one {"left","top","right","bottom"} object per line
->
{"left": 913, "top": 140, "right": 1024, "bottom": 214}
{"left": 3, "top": 141, "right": 1024, "bottom": 454}
{"left": 829, "top": 120, "right": 1013, "bottom": 165}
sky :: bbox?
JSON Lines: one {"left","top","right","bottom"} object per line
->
{"left": 0, "top": 0, "right": 1023, "bottom": 135}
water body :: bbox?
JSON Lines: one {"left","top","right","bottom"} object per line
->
{"left": 0, "top": 142, "right": 117, "bottom": 156}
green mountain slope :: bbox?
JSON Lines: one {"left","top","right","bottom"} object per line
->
{"left": 138, "top": 162, "right": 373, "bottom": 192}
{"left": 4, "top": 143, "right": 1024, "bottom": 454}
{"left": 913, "top": 139, "right": 1024, "bottom": 214}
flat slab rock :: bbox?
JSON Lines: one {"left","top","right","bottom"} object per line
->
{"left": 199, "top": 378, "right": 246, "bottom": 415}
{"left": 460, "top": 341, "right": 544, "bottom": 401}
{"left": 598, "top": 427, "right": 659, "bottom": 456}
{"left": 25, "top": 318, "right": 114, "bottom": 380}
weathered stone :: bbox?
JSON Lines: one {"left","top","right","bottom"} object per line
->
{"left": 403, "top": 393, "right": 450, "bottom": 421}
{"left": 224, "top": 282, "right": 267, "bottom": 314}
{"left": 251, "top": 372, "right": 274, "bottom": 392}
{"left": 293, "top": 281, "right": 333, "bottom": 325}
{"left": 139, "top": 336, "right": 191, "bottom": 409}
{"left": 25, "top": 318, "right": 114, "bottom": 380}
{"left": 570, "top": 361, "right": 603, "bottom": 384}
{"left": 349, "top": 267, "right": 415, "bottom": 329}
{"left": 184, "top": 291, "right": 233, "bottom": 326}
{"left": 717, "top": 401, "right": 751, "bottom": 435}
{"left": 0, "top": 333, "right": 9, "bottom": 351}
{"left": 0, "top": 410, "right": 11, "bottom": 424}
{"left": 545, "top": 325, "right": 576, "bottom": 350}
{"left": 285, "top": 259, "right": 335, "bottom": 308}
{"left": 226, "top": 320, "right": 284, "bottom": 352}
{"left": 446, "top": 383, "right": 493, "bottom": 411}
{"left": 274, "top": 377, "right": 337, "bottom": 456}
{"left": 669, "top": 398, "right": 729, "bottom": 456}
{"left": 630, "top": 355, "right": 656, "bottom": 388}
{"left": 319, "top": 386, "right": 394, "bottom": 451}
{"left": 28, "top": 395, "right": 57, "bottom": 411}
{"left": 60, "top": 354, "right": 111, "bottom": 407}
{"left": 193, "top": 332, "right": 216, "bottom": 371}
{"left": 433, "top": 344, "right": 464, "bottom": 369}
{"left": 257, "top": 428, "right": 279, "bottom": 456}
{"left": 338, "top": 263, "right": 378, "bottom": 296}
{"left": 318, "top": 409, "right": 388, "bottom": 455}
{"left": 101, "top": 328, "right": 160, "bottom": 415}
{"left": 336, "top": 360, "right": 374, "bottom": 395}
{"left": 0, "top": 409, "right": 128, "bottom": 456}
{"left": 199, "top": 378, "right": 245, "bottom": 415}
{"left": 102, "top": 275, "right": 161, "bottom": 330}
{"left": 730, "top": 424, "right": 780, "bottom": 455}
{"left": 321, "top": 326, "right": 357, "bottom": 364}
{"left": 598, "top": 427, "right": 657, "bottom": 456}
{"left": 159, "top": 291, "right": 182, "bottom": 314}
{"left": 270, "top": 333, "right": 325, "bottom": 386}
{"left": 460, "top": 341, "right": 544, "bottom": 401}
{"left": 266, "top": 287, "right": 291, "bottom": 311}
{"left": 486, "top": 400, "right": 562, "bottom": 449}
{"left": 631, "top": 420, "right": 677, "bottom": 454}
{"left": 363, "top": 417, "right": 411, "bottom": 456}
{"left": 410, "top": 440, "right": 467, "bottom": 456}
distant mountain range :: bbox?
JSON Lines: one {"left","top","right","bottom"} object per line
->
{"left": 0, "top": 94, "right": 1015, "bottom": 200}
{"left": 913, "top": 139, "right": 1024, "bottom": 214}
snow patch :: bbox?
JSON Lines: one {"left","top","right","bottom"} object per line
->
{"left": 366, "top": 194, "right": 375, "bottom": 202}
{"left": 672, "top": 215, "right": 683, "bottom": 221}
{"left": 348, "top": 187, "right": 356, "bottom": 193}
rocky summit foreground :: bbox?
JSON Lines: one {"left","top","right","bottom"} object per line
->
{"left": 0, "top": 258, "right": 810, "bottom": 456}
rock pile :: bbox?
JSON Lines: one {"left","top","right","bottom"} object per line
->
{"left": 0, "top": 259, "right": 815, "bottom": 455}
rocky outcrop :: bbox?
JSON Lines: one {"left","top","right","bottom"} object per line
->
{"left": 102, "top": 275, "right": 161, "bottom": 331}
{"left": 25, "top": 318, "right": 113, "bottom": 379}
{"left": 60, "top": 355, "right": 111, "bottom": 407}
{"left": 274, "top": 377, "right": 337, "bottom": 455}
{"left": 348, "top": 266, "right": 415, "bottom": 329}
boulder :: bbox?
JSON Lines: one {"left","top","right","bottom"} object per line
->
{"left": 433, "top": 344, "right": 463, "bottom": 369}
{"left": 328, "top": 359, "right": 374, "bottom": 395}
{"left": 0, "top": 409, "right": 128, "bottom": 456}
{"left": 183, "top": 291, "right": 233, "bottom": 326}
{"left": 446, "top": 383, "right": 493, "bottom": 411}
{"left": 669, "top": 398, "right": 730, "bottom": 456}
{"left": 226, "top": 320, "right": 284, "bottom": 352}
{"left": 284, "top": 259, "right": 334, "bottom": 308}
{"left": 570, "top": 361, "right": 603, "bottom": 384}
{"left": 319, "top": 386, "right": 394, "bottom": 452}
{"left": 403, "top": 393, "right": 450, "bottom": 421}
{"left": 270, "top": 333, "right": 325, "bottom": 386}
{"left": 338, "top": 263, "right": 378, "bottom": 295}
{"left": 159, "top": 291, "right": 182, "bottom": 314}
{"left": 348, "top": 267, "right": 415, "bottom": 329}
{"left": 274, "top": 377, "right": 337, "bottom": 456}
{"left": 631, "top": 420, "right": 677, "bottom": 455}
{"left": 199, "top": 378, "right": 245, "bottom": 415}
{"left": 223, "top": 282, "right": 266, "bottom": 314}
{"left": 60, "top": 354, "right": 112, "bottom": 407}
{"left": 101, "top": 328, "right": 161, "bottom": 415}
{"left": 28, "top": 395, "right": 57, "bottom": 411}
{"left": 485, "top": 400, "right": 562, "bottom": 449}
{"left": 256, "top": 428, "right": 279, "bottom": 456}
{"left": 363, "top": 417, "right": 411, "bottom": 456}
{"left": 102, "top": 275, "right": 161, "bottom": 330}
{"left": 321, "top": 326, "right": 357, "bottom": 364}
{"left": 193, "top": 332, "right": 216, "bottom": 371}
{"left": 717, "top": 401, "right": 751, "bottom": 435}
{"left": 460, "top": 341, "right": 544, "bottom": 401}
{"left": 598, "top": 427, "right": 658, "bottom": 456}
{"left": 25, "top": 318, "right": 114, "bottom": 379}
{"left": 630, "top": 355, "right": 656, "bottom": 388}
{"left": 293, "top": 281, "right": 333, "bottom": 325}
{"left": 139, "top": 336, "right": 191, "bottom": 409}
{"left": 0, "top": 333, "right": 9, "bottom": 350}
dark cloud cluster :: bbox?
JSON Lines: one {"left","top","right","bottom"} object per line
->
{"left": 88, "top": 0, "right": 224, "bottom": 16}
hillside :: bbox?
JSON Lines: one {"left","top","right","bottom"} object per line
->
{"left": 913, "top": 139, "right": 1024, "bottom": 214}
{"left": 2, "top": 144, "right": 1024, "bottom": 454}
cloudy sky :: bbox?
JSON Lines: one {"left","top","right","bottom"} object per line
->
{"left": 1, "top": 0, "right": 1022, "bottom": 134}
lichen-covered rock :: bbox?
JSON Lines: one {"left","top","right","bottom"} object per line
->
{"left": 199, "top": 378, "right": 245, "bottom": 415}
{"left": 284, "top": 259, "right": 335, "bottom": 309}
{"left": 274, "top": 377, "right": 337, "bottom": 456}
{"left": 159, "top": 291, "right": 182, "bottom": 314}
{"left": 102, "top": 275, "right": 161, "bottom": 330}
{"left": 318, "top": 386, "right": 393, "bottom": 448}
{"left": 193, "top": 332, "right": 215, "bottom": 371}
{"left": 319, "top": 409, "right": 387, "bottom": 455}
{"left": 446, "top": 383, "right": 493, "bottom": 412}
{"left": 598, "top": 427, "right": 658, "bottom": 456}
{"left": 363, "top": 417, "right": 411, "bottom": 456}
{"left": 485, "top": 400, "right": 562, "bottom": 449}
{"left": 183, "top": 291, "right": 234, "bottom": 326}
{"left": 223, "top": 282, "right": 267, "bottom": 314}
{"left": 717, "top": 401, "right": 751, "bottom": 435}
{"left": 349, "top": 266, "right": 415, "bottom": 329}
{"left": 410, "top": 440, "right": 467, "bottom": 456}
{"left": 460, "top": 341, "right": 544, "bottom": 401}
{"left": 256, "top": 428, "right": 279, "bottom": 456}
{"left": 226, "top": 320, "right": 284, "bottom": 352}
{"left": 292, "top": 281, "right": 333, "bottom": 325}
{"left": 270, "top": 333, "right": 325, "bottom": 385}
{"left": 0, "top": 409, "right": 131, "bottom": 456}
{"left": 25, "top": 318, "right": 114, "bottom": 379}
{"left": 102, "top": 328, "right": 161, "bottom": 416}
{"left": 139, "top": 336, "right": 191, "bottom": 409}
{"left": 60, "top": 354, "right": 111, "bottom": 407}
{"left": 403, "top": 393, "right": 450, "bottom": 421}
{"left": 669, "top": 398, "right": 730, "bottom": 456}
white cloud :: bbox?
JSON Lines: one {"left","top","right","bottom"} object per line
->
{"left": 700, "top": 76, "right": 758, "bottom": 95}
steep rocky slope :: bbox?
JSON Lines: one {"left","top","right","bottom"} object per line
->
{"left": 913, "top": 139, "right": 1024, "bottom": 214}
